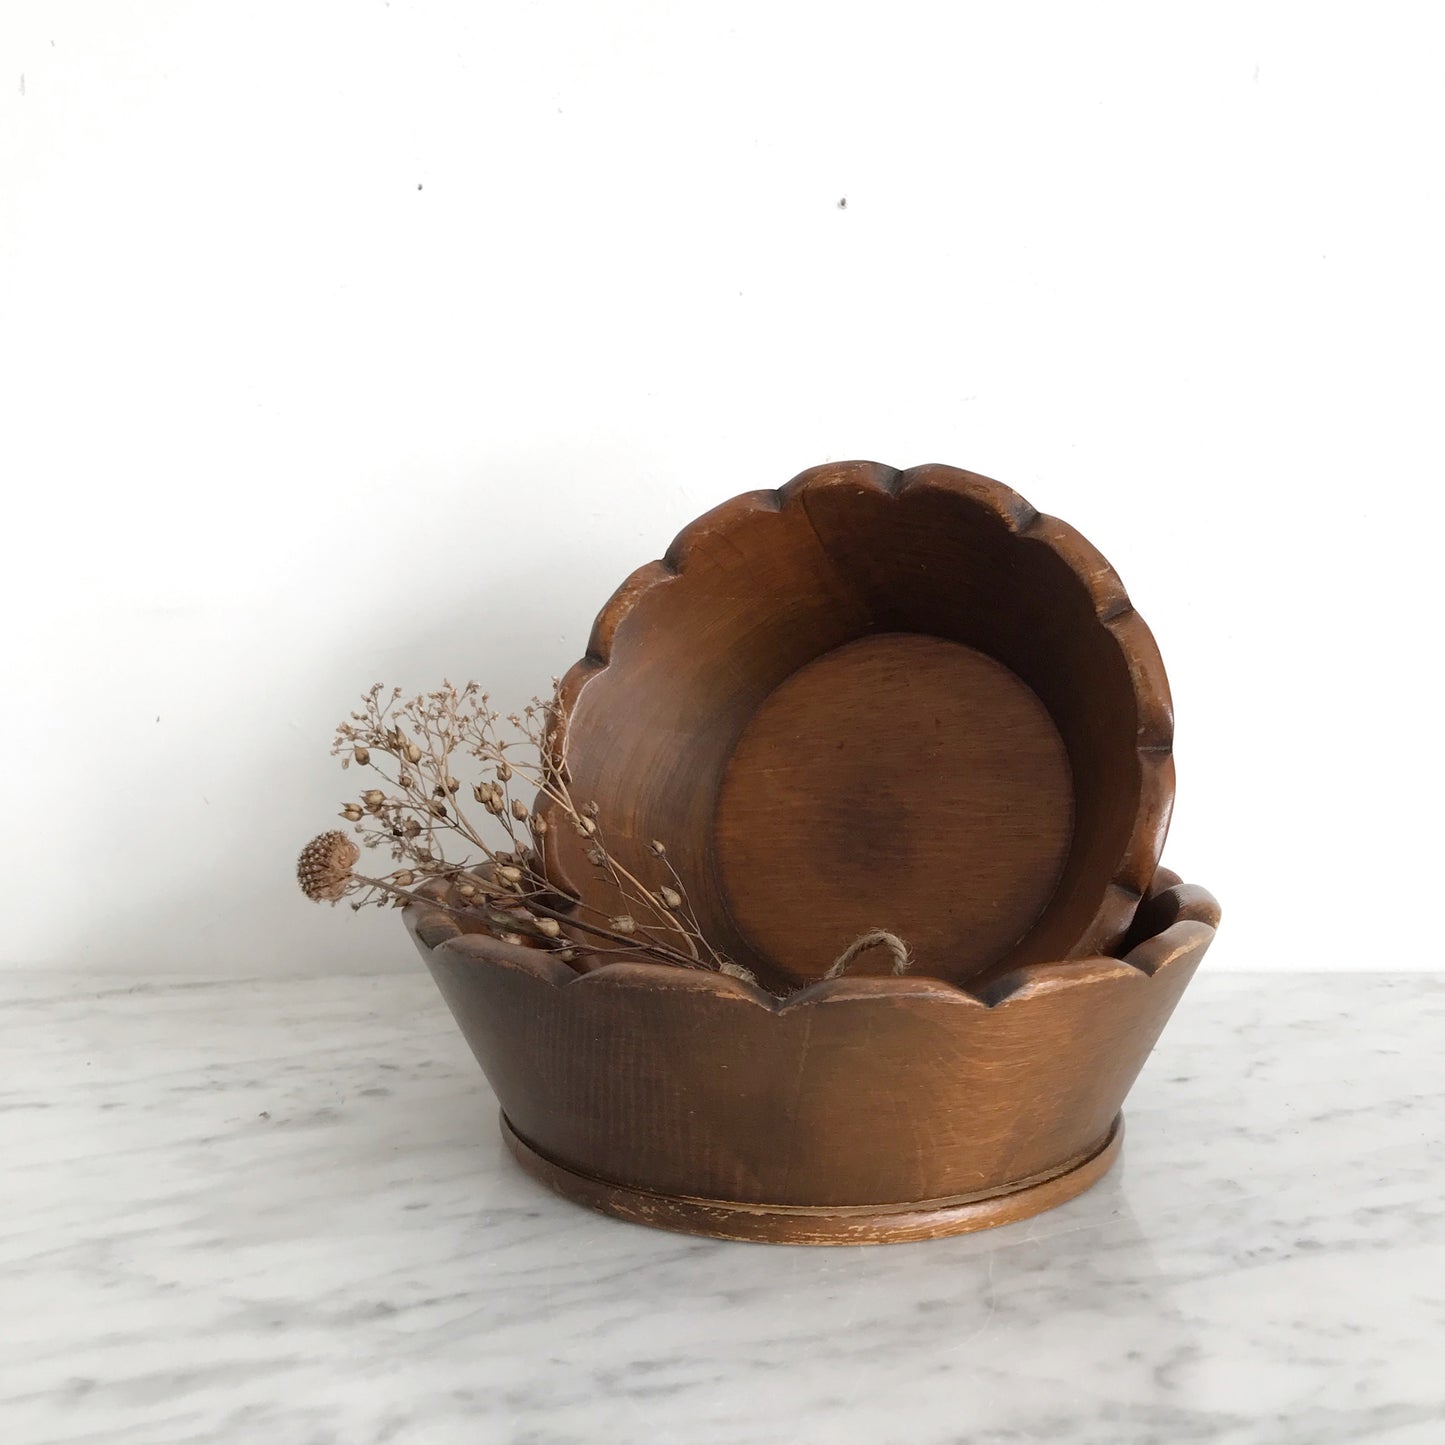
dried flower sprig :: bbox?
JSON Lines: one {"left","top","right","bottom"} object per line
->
{"left": 299, "top": 681, "right": 757, "bottom": 983}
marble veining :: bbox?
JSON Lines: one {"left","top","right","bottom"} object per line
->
{"left": 3, "top": 969, "right": 1442, "bottom": 1445}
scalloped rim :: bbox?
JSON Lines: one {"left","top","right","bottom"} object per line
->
{"left": 405, "top": 879, "right": 1219, "bottom": 1018}
{"left": 546, "top": 461, "right": 1177, "bottom": 972}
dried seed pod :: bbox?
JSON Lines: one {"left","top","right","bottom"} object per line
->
{"left": 575, "top": 816, "right": 597, "bottom": 836}
{"left": 496, "top": 761, "right": 513, "bottom": 782}
{"left": 352, "top": 745, "right": 370, "bottom": 766}
{"left": 659, "top": 886, "right": 682, "bottom": 910}
{"left": 393, "top": 870, "right": 415, "bottom": 887}
{"left": 296, "top": 831, "right": 359, "bottom": 903}
{"left": 585, "top": 846, "right": 607, "bottom": 867}
{"left": 510, "top": 799, "right": 529, "bottom": 822}
{"left": 445, "top": 776, "right": 460, "bottom": 794}
{"left": 611, "top": 915, "right": 637, "bottom": 934}
{"left": 403, "top": 819, "right": 422, "bottom": 839}
{"left": 498, "top": 865, "right": 523, "bottom": 884}
{"left": 500, "top": 932, "right": 524, "bottom": 946}
{"left": 583, "top": 800, "right": 600, "bottom": 818}
{"left": 457, "top": 882, "right": 476, "bottom": 899}
{"left": 428, "top": 800, "right": 447, "bottom": 818}
{"left": 535, "top": 917, "right": 561, "bottom": 938}
{"left": 341, "top": 805, "right": 363, "bottom": 822}
{"left": 648, "top": 839, "right": 666, "bottom": 856}
{"left": 362, "top": 789, "right": 385, "bottom": 810}
{"left": 405, "top": 742, "right": 423, "bottom": 764}
{"left": 531, "top": 814, "right": 549, "bottom": 836}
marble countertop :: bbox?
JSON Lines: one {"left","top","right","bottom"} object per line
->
{"left": 4, "top": 967, "right": 1442, "bottom": 1445}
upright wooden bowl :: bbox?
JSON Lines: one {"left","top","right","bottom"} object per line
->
{"left": 406, "top": 871, "right": 1219, "bottom": 1245}
{"left": 540, "top": 462, "right": 1173, "bottom": 993}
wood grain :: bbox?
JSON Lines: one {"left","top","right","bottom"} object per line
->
{"left": 402, "top": 462, "right": 1204, "bottom": 1244}
{"left": 405, "top": 871, "right": 1218, "bottom": 1242}
{"left": 500, "top": 1113, "right": 1124, "bottom": 1246}
{"left": 714, "top": 632, "right": 1073, "bottom": 986}
{"left": 539, "top": 461, "right": 1175, "bottom": 992}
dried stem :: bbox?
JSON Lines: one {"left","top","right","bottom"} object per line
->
{"left": 308, "top": 681, "right": 750, "bottom": 982}
{"left": 304, "top": 679, "right": 907, "bottom": 994}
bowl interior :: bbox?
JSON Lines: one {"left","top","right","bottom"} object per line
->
{"left": 546, "top": 466, "right": 1172, "bottom": 993}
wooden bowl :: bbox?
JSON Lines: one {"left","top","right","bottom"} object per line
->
{"left": 405, "top": 870, "right": 1219, "bottom": 1245}
{"left": 541, "top": 462, "right": 1174, "bottom": 993}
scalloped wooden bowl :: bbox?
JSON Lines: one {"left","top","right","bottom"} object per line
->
{"left": 406, "top": 870, "right": 1219, "bottom": 1244}
{"left": 541, "top": 462, "right": 1173, "bottom": 994}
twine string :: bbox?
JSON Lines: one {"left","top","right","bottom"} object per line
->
{"left": 823, "top": 929, "right": 913, "bottom": 979}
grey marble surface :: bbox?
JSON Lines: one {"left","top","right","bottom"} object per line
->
{"left": 3, "top": 968, "right": 1442, "bottom": 1445}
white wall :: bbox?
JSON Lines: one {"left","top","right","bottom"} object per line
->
{"left": 3, "top": 1, "right": 1441, "bottom": 976}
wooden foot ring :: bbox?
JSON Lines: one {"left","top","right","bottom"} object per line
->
{"left": 500, "top": 1113, "right": 1123, "bottom": 1246}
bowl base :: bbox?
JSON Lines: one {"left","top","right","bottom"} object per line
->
{"left": 712, "top": 631, "right": 1075, "bottom": 989}
{"left": 500, "top": 1113, "right": 1123, "bottom": 1246}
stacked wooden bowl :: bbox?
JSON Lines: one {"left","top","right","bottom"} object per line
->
{"left": 406, "top": 462, "right": 1220, "bottom": 1244}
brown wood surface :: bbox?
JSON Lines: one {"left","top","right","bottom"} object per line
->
{"left": 539, "top": 461, "right": 1175, "bottom": 992}
{"left": 715, "top": 632, "right": 1074, "bottom": 982}
{"left": 405, "top": 871, "right": 1218, "bottom": 1242}
{"left": 500, "top": 1113, "right": 1124, "bottom": 1246}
